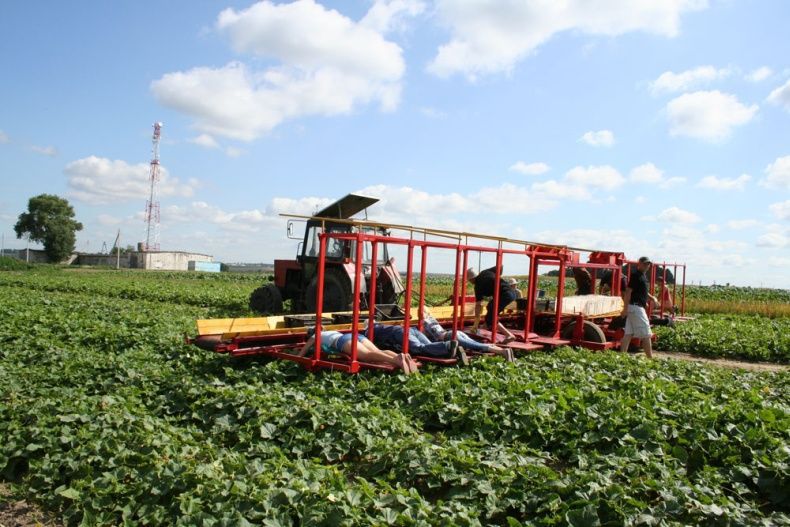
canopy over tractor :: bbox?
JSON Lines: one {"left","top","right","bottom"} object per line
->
{"left": 249, "top": 193, "right": 404, "bottom": 315}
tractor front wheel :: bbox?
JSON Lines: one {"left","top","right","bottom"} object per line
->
{"left": 249, "top": 283, "right": 284, "bottom": 315}
{"left": 305, "top": 268, "right": 352, "bottom": 313}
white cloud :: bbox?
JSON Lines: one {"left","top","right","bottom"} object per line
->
{"left": 705, "top": 224, "right": 720, "bottom": 233}
{"left": 65, "top": 155, "right": 199, "bottom": 205}
{"left": 635, "top": 195, "right": 647, "bottom": 204}
{"left": 360, "top": 0, "right": 425, "bottom": 33}
{"left": 419, "top": 106, "right": 447, "bottom": 119}
{"left": 531, "top": 180, "right": 591, "bottom": 200}
{"left": 427, "top": 0, "right": 706, "bottom": 79}
{"left": 757, "top": 232, "right": 788, "bottom": 248}
{"left": 0, "top": 130, "right": 8, "bottom": 143}
{"left": 152, "top": 0, "right": 414, "bottom": 140}
{"left": 696, "top": 174, "right": 751, "bottom": 191}
{"left": 189, "top": 134, "right": 220, "bottom": 149}
{"left": 97, "top": 214, "right": 122, "bottom": 226}
{"left": 30, "top": 145, "right": 58, "bottom": 157}
{"left": 642, "top": 206, "right": 701, "bottom": 224}
{"left": 628, "top": 163, "right": 686, "bottom": 189}
{"left": 565, "top": 165, "right": 625, "bottom": 190}
{"left": 769, "top": 200, "right": 790, "bottom": 221}
{"left": 761, "top": 155, "right": 790, "bottom": 190}
{"left": 225, "top": 146, "right": 245, "bottom": 158}
{"left": 509, "top": 161, "right": 550, "bottom": 176}
{"left": 666, "top": 90, "right": 758, "bottom": 142}
{"left": 726, "top": 219, "right": 760, "bottom": 230}
{"left": 767, "top": 79, "right": 790, "bottom": 111}
{"left": 649, "top": 65, "right": 730, "bottom": 95}
{"left": 580, "top": 129, "right": 615, "bottom": 147}
{"left": 745, "top": 66, "right": 772, "bottom": 82}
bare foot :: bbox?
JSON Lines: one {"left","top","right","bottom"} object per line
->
{"left": 501, "top": 335, "right": 516, "bottom": 344}
{"left": 407, "top": 355, "right": 420, "bottom": 374}
{"left": 488, "top": 345, "right": 504, "bottom": 352}
{"left": 396, "top": 354, "right": 412, "bottom": 375}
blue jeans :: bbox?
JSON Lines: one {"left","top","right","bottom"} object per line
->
{"left": 453, "top": 331, "right": 492, "bottom": 353}
{"left": 367, "top": 324, "right": 450, "bottom": 358}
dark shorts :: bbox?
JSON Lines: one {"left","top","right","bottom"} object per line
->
{"left": 485, "top": 289, "right": 518, "bottom": 326}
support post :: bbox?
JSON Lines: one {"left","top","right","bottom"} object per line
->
{"left": 555, "top": 257, "right": 566, "bottom": 338}
{"left": 681, "top": 265, "right": 687, "bottom": 316}
{"left": 490, "top": 244, "right": 503, "bottom": 341}
{"left": 349, "top": 233, "right": 364, "bottom": 372}
{"left": 418, "top": 246, "right": 428, "bottom": 331}
{"left": 401, "top": 241, "right": 415, "bottom": 355}
{"left": 367, "top": 241, "right": 378, "bottom": 343}
{"left": 313, "top": 234, "right": 328, "bottom": 365}
{"left": 459, "top": 248, "right": 469, "bottom": 328}
{"left": 451, "top": 246, "right": 462, "bottom": 340}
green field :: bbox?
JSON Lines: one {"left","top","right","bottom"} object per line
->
{"left": 1, "top": 267, "right": 789, "bottom": 525}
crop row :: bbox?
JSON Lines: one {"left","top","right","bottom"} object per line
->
{"left": 1, "top": 283, "right": 789, "bottom": 525}
{"left": 654, "top": 314, "right": 790, "bottom": 364}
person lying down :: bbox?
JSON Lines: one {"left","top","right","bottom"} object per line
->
{"left": 294, "top": 327, "right": 419, "bottom": 375}
{"left": 422, "top": 309, "right": 515, "bottom": 362}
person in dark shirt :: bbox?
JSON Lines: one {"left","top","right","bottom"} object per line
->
{"left": 598, "top": 270, "right": 627, "bottom": 297}
{"left": 620, "top": 256, "right": 659, "bottom": 358}
{"left": 467, "top": 266, "right": 517, "bottom": 343}
{"left": 572, "top": 267, "right": 593, "bottom": 295}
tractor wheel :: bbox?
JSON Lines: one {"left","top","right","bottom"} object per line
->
{"left": 305, "top": 268, "right": 352, "bottom": 313}
{"left": 249, "top": 283, "right": 284, "bottom": 315}
{"left": 561, "top": 320, "right": 607, "bottom": 344}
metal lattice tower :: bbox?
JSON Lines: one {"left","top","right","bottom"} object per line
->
{"left": 143, "top": 122, "right": 162, "bottom": 251}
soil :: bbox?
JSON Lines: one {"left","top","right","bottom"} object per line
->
{"left": 0, "top": 484, "right": 58, "bottom": 527}
{"left": 650, "top": 351, "right": 789, "bottom": 373}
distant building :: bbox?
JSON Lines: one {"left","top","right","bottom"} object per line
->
{"left": 5, "top": 248, "right": 215, "bottom": 271}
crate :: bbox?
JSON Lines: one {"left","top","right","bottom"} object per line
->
{"left": 284, "top": 314, "right": 333, "bottom": 328}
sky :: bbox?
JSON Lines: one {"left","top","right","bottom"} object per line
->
{"left": 0, "top": 0, "right": 789, "bottom": 287}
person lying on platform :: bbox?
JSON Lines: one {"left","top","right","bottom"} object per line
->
{"left": 296, "top": 327, "right": 419, "bottom": 375}
{"left": 467, "top": 267, "right": 518, "bottom": 344}
{"left": 572, "top": 267, "right": 594, "bottom": 295}
{"left": 421, "top": 309, "right": 515, "bottom": 362}
{"left": 365, "top": 322, "right": 469, "bottom": 365}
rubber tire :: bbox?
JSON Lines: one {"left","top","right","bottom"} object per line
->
{"left": 376, "top": 267, "right": 400, "bottom": 305}
{"left": 561, "top": 320, "right": 607, "bottom": 344}
{"left": 305, "top": 268, "right": 351, "bottom": 313}
{"left": 249, "top": 283, "right": 284, "bottom": 315}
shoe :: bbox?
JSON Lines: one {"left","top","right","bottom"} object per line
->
{"left": 455, "top": 347, "right": 470, "bottom": 367}
{"left": 504, "top": 348, "right": 515, "bottom": 363}
{"left": 447, "top": 339, "right": 460, "bottom": 358}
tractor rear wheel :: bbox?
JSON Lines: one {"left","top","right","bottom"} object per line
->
{"left": 249, "top": 283, "right": 284, "bottom": 315}
{"left": 305, "top": 268, "right": 352, "bottom": 313}
{"left": 561, "top": 320, "right": 607, "bottom": 344}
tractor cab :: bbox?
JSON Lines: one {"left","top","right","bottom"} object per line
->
{"left": 249, "top": 194, "right": 403, "bottom": 315}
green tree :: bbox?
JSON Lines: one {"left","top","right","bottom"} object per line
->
{"left": 14, "top": 194, "right": 83, "bottom": 262}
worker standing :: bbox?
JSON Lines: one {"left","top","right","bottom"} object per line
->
{"left": 619, "top": 256, "right": 659, "bottom": 358}
{"left": 507, "top": 278, "right": 523, "bottom": 299}
{"left": 468, "top": 266, "right": 517, "bottom": 344}
{"left": 572, "top": 267, "right": 593, "bottom": 295}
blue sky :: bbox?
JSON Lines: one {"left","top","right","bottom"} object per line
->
{"left": 1, "top": 1, "right": 789, "bottom": 287}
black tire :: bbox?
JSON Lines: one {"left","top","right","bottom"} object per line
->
{"left": 561, "top": 320, "right": 607, "bottom": 344}
{"left": 304, "top": 268, "right": 352, "bottom": 313}
{"left": 249, "top": 283, "right": 284, "bottom": 315}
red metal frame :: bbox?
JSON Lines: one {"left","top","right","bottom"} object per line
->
{"left": 192, "top": 226, "right": 688, "bottom": 374}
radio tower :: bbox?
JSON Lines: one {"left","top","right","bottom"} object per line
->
{"left": 143, "top": 122, "right": 162, "bottom": 251}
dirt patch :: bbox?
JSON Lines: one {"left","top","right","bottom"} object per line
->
{"left": 0, "top": 484, "right": 58, "bottom": 527}
{"left": 650, "top": 351, "right": 789, "bottom": 373}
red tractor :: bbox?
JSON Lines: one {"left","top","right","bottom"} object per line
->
{"left": 248, "top": 194, "right": 404, "bottom": 315}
